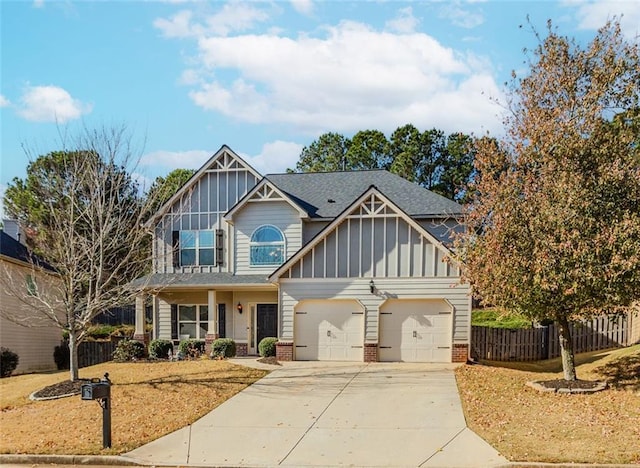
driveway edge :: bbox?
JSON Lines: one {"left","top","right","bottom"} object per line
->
{"left": 0, "top": 454, "right": 144, "bottom": 466}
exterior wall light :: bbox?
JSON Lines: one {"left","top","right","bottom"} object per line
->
{"left": 237, "top": 302, "right": 243, "bottom": 314}
{"left": 369, "top": 279, "right": 375, "bottom": 294}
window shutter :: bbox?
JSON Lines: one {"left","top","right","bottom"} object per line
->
{"left": 172, "top": 231, "right": 180, "bottom": 268}
{"left": 171, "top": 304, "right": 178, "bottom": 340}
{"left": 215, "top": 229, "right": 224, "bottom": 266}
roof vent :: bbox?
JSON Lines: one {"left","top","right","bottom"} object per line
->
{"left": 327, "top": 198, "right": 335, "bottom": 203}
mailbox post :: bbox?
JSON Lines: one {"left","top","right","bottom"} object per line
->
{"left": 81, "top": 373, "right": 112, "bottom": 449}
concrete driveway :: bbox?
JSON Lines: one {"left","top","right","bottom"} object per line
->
{"left": 124, "top": 362, "right": 507, "bottom": 467}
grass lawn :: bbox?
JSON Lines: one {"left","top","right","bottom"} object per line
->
{"left": 0, "top": 360, "right": 267, "bottom": 455}
{"left": 455, "top": 345, "right": 640, "bottom": 464}
{"left": 471, "top": 308, "right": 532, "bottom": 329}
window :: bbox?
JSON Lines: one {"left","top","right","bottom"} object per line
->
{"left": 178, "top": 305, "right": 209, "bottom": 339}
{"left": 175, "top": 230, "right": 215, "bottom": 266}
{"left": 250, "top": 225, "right": 285, "bottom": 266}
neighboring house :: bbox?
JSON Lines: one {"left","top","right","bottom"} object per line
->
{"left": 133, "top": 146, "right": 471, "bottom": 362}
{"left": 0, "top": 227, "right": 61, "bottom": 373}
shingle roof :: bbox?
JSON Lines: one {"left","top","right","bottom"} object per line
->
{"left": 132, "top": 272, "right": 272, "bottom": 289}
{"left": 265, "top": 170, "right": 462, "bottom": 219}
{"left": 0, "top": 230, "right": 55, "bottom": 271}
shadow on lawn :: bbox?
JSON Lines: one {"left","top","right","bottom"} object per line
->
{"left": 117, "top": 371, "right": 266, "bottom": 390}
{"left": 595, "top": 354, "right": 640, "bottom": 391}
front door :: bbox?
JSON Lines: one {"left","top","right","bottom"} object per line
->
{"left": 256, "top": 304, "right": 278, "bottom": 348}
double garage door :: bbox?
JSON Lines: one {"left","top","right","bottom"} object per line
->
{"left": 294, "top": 299, "right": 452, "bottom": 362}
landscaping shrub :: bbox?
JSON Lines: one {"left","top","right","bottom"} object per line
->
{"left": 258, "top": 337, "right": 278, "bottom": 357}
{"left": 210, "top": 338, "right": 236, "bottom": 359}
{"left": 0, "top": 347, "right": 19, "bottom": 377}
{"left": 149, "top": 339, "right": 173, "bottom": 359}
{"left": 86, "top": 324, "right": 118, "bottom": 339}
{"left": 178, "top": 339, "right": 206, "bottom": 358}
{"left": 54, "top": 341, "right": 70, "bottom": 370}
{"left": 112, "top": 339, "right": 145, "bottom": 362}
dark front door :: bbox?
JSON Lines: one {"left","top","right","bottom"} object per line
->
{"left": 218, "top": 304, "right": 226, "bottom": 338}
{"left": 256, "top": 304, "right": 278, "bottom": 347}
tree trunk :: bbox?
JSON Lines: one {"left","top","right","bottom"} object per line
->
{"left": 556, "top": 315, "right": 577, "bottom": 381}
{"left": 69, "top": 331, "right": 80, "bottom": 381}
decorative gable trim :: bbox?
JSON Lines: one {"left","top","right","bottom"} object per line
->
{"left": 224, "top": 178, "right": 309, "bottom": 222}
{"left": 146, "top": 145, "right": 261, "bottom": 227}
{"left": 268, "top": 186, "right": 459, "bottom": 281}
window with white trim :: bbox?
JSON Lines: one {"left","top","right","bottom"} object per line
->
{"left": 177, "top": 230, "right": 215, "bottom": 266}
{"left": 178, "top": 305, "right": 208, "bottom": 339}
{"left": 250, "top": 225, "right": 285, "bottom": 266}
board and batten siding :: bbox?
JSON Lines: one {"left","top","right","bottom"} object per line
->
{"left": 234, "top": 201, "right": 302, "bottom": 275}
{"left": 152, "top": 153, "right": 260, "bottom": 274}
{"left": 279, "top": 278, "right": 470, "bottom": 344}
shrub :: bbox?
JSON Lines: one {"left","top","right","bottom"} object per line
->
{"left": 54, "top": 341, "right": 70, "bottom": 370}
{"left": 210, "top": 338, "right": 236, "bottom": 359}
{"left": 178, "top": 339, "right": 206, "bottom": 358}
{"left": 258, "top": 337, "right": 278, "bottom": 357}
{"left": 0, "top": 348, "right": 19, "bottom": 377}
{"left": 149, "top": 339, "right": 173, "bottom": 359}
{"left": 112, "top": 339, "right": 145, "bottom": 362}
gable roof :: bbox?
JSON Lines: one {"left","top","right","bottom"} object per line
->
{"left": 224, "top": 177, "right": 309, "bottom": 221}
{"left": 146, "top": 145, "right": 261, "bottom": 226}
{"left": 265, "top": 170, "right": 462, "bottom": 219}
{"left": 268, "top": 185, "right": 457, "bottom": 282}
{"left": 0, "top": 230, "right": 55, "bottom": 272}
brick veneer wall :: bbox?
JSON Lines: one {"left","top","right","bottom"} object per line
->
{"left": 236, "top": 343, "right": 248, "bottom": 357}
{"left": 276, "top": 342, "right": 293, "bottom": 361}
{"left": 364, "top": 343, "right": 378, "bottom": 362}
{"left": 452, "top": 343, "right": 469, "bottom": 362}
{"left": 204, "top": 334, "right": 219, "bottom": 354}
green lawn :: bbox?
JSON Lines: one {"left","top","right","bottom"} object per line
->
{"left": 471, "top": 308, "right": 532, "bottom": 329}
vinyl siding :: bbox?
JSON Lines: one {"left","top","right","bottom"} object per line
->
{"left": 234, "top": 201, "right": 302, "bottom": 275}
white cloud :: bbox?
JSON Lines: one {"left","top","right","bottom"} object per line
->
{"left": 438, "top": 2, "right": 484, "bottom": 29}
{"left": 290, "top": 0, "right": 314, "bottom": 16}
{"left": 16, "top": 85, "right": 92, "bottom": 123}
{"left": 141, "top": 149, "right": 211, "bottom": 169}
{"left": 567, "top": 0, "right": 640, "bottom": 40}
{"left": 33, "top": 0, "right": 44, "bottom": 8}
{"left": 0, "top": 94, "right": 10, "bottom": 107}
{"left": 154, "top": 2, "right": 270, "bottom": 38}
{"left": 182, "top": 20, "right": 503, "bottom": 135}
{"left": 241, "top": 141, "right": 304, "bottom": 174}
{"left": 385, "top": 7, "right": 419, "bottom": 34}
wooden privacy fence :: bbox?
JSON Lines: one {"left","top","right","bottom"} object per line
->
{"left": 78, "top": 339, "right": 119, "bottom": 368}
{"left": 471, "top": 315, "right": 629, "bottom": 362}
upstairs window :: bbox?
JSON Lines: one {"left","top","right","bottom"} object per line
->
{"left": 173, "top": 230, "right": 215, "bottom": 266}
{"left": 250, "top": 225, "right": 285, "bottom": 266}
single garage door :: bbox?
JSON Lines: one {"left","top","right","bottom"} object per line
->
{"left": 379, "top": 299, "right": 452, "bottom": 362}
{"left": 294, "top": 300, "right": 364, "bottom": 361}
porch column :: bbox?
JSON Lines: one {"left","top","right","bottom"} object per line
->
{"left": 205, "top": 290, "right": 218, "bottom": 353}
{"left": 133, "top": 294, "right": 149, "bottom": 346}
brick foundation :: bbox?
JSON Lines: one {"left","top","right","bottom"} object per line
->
{"left": 452, "top": 343, "right": 469, "bottom": 363}
{"left": 204, "top": 334, "right": 219, "bottom": 354}
{"left": 364, "top": 343, "right": 378, "bottom": 362}
{"left": 276, "top": 342, "right": 294, "bottom": 361}
{"left": 236, "top": 343, "right": 248, "bottom": 357}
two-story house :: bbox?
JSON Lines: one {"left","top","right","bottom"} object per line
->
{"left": 133, "top": 145, "right": 471, "bottom": 362}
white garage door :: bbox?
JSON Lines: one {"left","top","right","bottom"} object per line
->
{"left": 379, "top": 299, "right": 452, "bottom": 362}
{"left": 294, "top": 300, "right": 364, "bottom": 361}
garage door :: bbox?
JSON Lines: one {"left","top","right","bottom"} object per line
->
{"left": 379, "top": 299, "right": 452, "bottom": 362}
{"left": 294, "top": 300, "right": 364, "bottom": 361}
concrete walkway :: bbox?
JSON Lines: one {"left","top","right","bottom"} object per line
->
{"left": 124, "top": 362, "right": 507, "bottom": 467}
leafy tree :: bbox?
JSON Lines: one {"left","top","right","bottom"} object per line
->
{"left": 345, "top": 130, "right": 390, "bottom": 170}
{"left": 1, "top": 125, "right": 161, "bottom": 381}
{"left": 148, "top": 168, "right": 196, "bottom": 212}
{"left": 388, "top": 124, "right": 422, "bottom": 183}
{"left": 456, "top": 20, "right": 640, "bottom": 381}
{"left": 434, "top": 132, "right": 475, "bottom": 202}
{"left": 294, "top": 132, "right": 351, "bottom": 172}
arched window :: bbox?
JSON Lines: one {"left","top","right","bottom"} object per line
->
{"left": 250, "top": 225, "right": 285, "bottom": 266}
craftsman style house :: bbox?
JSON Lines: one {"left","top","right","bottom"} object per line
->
{"left": 133, "top": 146, "right": 471, "bottom": 362}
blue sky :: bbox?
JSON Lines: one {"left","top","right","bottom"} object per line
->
{"left": 1, "top": 0, "right": 639, "bottom": 216}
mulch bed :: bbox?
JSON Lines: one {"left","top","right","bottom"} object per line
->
{"left": 257, "top": 356, "right": 281, "bottom": 366}
{"left": 527, "top": 378, "right": 608, "bottom": 394}
{"left": 30, "top": 379, "right": 91, "bottom": 400}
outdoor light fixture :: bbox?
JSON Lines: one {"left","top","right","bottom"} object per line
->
{"left": 369, "top": 279, "right": 375, "bottom": 294}
{"left": 237, "top": 302, "right": 243, "bottom": 314}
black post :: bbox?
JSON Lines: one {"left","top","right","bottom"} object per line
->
{"left": 101, "top": 373, "right": 112, "bottom": 449}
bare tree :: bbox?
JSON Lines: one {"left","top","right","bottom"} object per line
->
{"left": 2, "top": 125, "right": 161, "bottom": 381}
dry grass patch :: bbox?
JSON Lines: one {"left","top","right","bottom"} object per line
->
{"left": 0, "top": 360, "right": 267, "bottom": 455}
{"left": 455, "top": 345, "right": 640, "bottom": 464}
